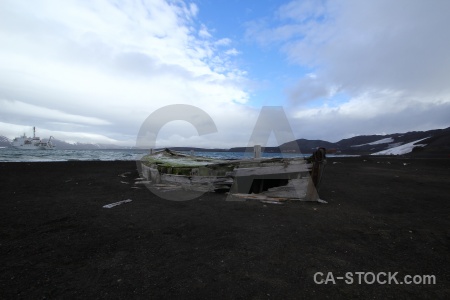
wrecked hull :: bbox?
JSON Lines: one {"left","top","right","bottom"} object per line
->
{"left": 139, "top": 149, "right": 324, "bottom": 203}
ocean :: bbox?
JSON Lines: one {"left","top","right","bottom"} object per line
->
{"left": 0, "top": 148, "right": 311, "bottom": 162}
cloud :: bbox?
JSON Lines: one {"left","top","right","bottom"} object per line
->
{"left": 215, "top": 38, "right": 232, "bottom": 46}
{"left": 290, "top": 90, "right": 450, "bottom": 141}
{"left": 283, "top": 0, "right": 450, "bottom": 96}
{"left": 276, "top": 0, "right": 325, "bottom": 21}
{"left": 225, "top": 48, "right": 239, "bottom": 56}
{"left": 246, "top": 0, "right": 450, "bottom": 139}
{"left": 0, "top": 99, "right": 110, "bottom": 126}
{"left": 2, "top": 0, "right": 448, "bottom": 147}
{"left": 286, "top": 75, "right": 335, "bottom": 105}
{"left": 0, "top": 0, "right": 251, "bottom": 146}
{"left": 245, "top": 19, "right": 304, "bottom": 46}
{"left": 198, "top": 24, "right": 212, "bottom": 38}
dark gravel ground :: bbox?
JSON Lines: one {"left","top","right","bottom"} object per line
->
{"left": 0, "top": 157, "right": 449, "bottom": 299}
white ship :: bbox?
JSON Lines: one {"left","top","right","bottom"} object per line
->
{"left": 12, "top": 127, "right": 55, "bottom": 150}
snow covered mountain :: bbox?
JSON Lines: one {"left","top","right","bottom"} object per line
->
{"left": 280, "top": 127, "right": 450, "bottom": 156}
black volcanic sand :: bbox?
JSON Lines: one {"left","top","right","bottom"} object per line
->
{"left": 1, "top": 158, "right": 449, "bottom": 299}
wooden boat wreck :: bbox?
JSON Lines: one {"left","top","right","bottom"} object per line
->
{"left": 138, "top": 148, "right": 327, "bottom": 203}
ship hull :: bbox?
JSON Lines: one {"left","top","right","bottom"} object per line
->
{"left": 11, "top": 129, "right": 55, "bottom": 150}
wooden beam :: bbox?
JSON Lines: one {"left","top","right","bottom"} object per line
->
{"left": 234, "top": 164, "right": 309, "bottom": 177}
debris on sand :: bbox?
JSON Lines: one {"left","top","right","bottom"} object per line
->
{"left": 103, "top": 199, "right": 132, "bottom": 208}
{"left": 118, "top": 172, "right": 131, "bottom": 178}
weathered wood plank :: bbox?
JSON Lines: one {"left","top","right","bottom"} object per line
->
{"left": 234, "top": 164, "right": 310, "bottom": 177}
{"left": 160, "top": 174, "right": 191, "bottom": 184}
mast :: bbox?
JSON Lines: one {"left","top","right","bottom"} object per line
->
{"left": 33, "top": 127, "right": 36, "bottom": 138}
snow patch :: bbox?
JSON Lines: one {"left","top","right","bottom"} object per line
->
{"left": 371, "top": 138, "right": 429, "bottom": 155}
{"left": 387, "top": 142, "right": 402, "bottom": 149}
{"left": 351, "top": 137, "right": 394, "bottom": 147}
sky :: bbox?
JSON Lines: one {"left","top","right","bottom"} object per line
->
{"left": 1, "top": 0, "right": 449, "bottom": 148}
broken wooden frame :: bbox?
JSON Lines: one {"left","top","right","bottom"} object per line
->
{"left": 138, "top": 149, "right": 326, "bottom": 203}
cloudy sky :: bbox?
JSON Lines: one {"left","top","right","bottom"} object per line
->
{"left": 1, "top": 0, "right": 449, "bottom": 148}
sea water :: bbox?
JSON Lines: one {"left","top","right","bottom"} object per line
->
{"left": 0, "top": 149, "right": 145, "bottom": 162}
{"left": 0, "top": 148, "right": 311, "bottom": 162}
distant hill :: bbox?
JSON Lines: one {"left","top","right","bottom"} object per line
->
{"left": 278, "top": 139, "right": 337, "bottom": 153}
{"left": 405, "top": 128, "right": 450, "bottom": 157}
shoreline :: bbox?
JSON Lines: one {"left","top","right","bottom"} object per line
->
{"left": 1, "top": 154, "right": 448, "bottom": 163}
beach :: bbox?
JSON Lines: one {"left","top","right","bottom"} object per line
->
{"left": 1, "top": 158, "right": 449, "bottom": 298}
